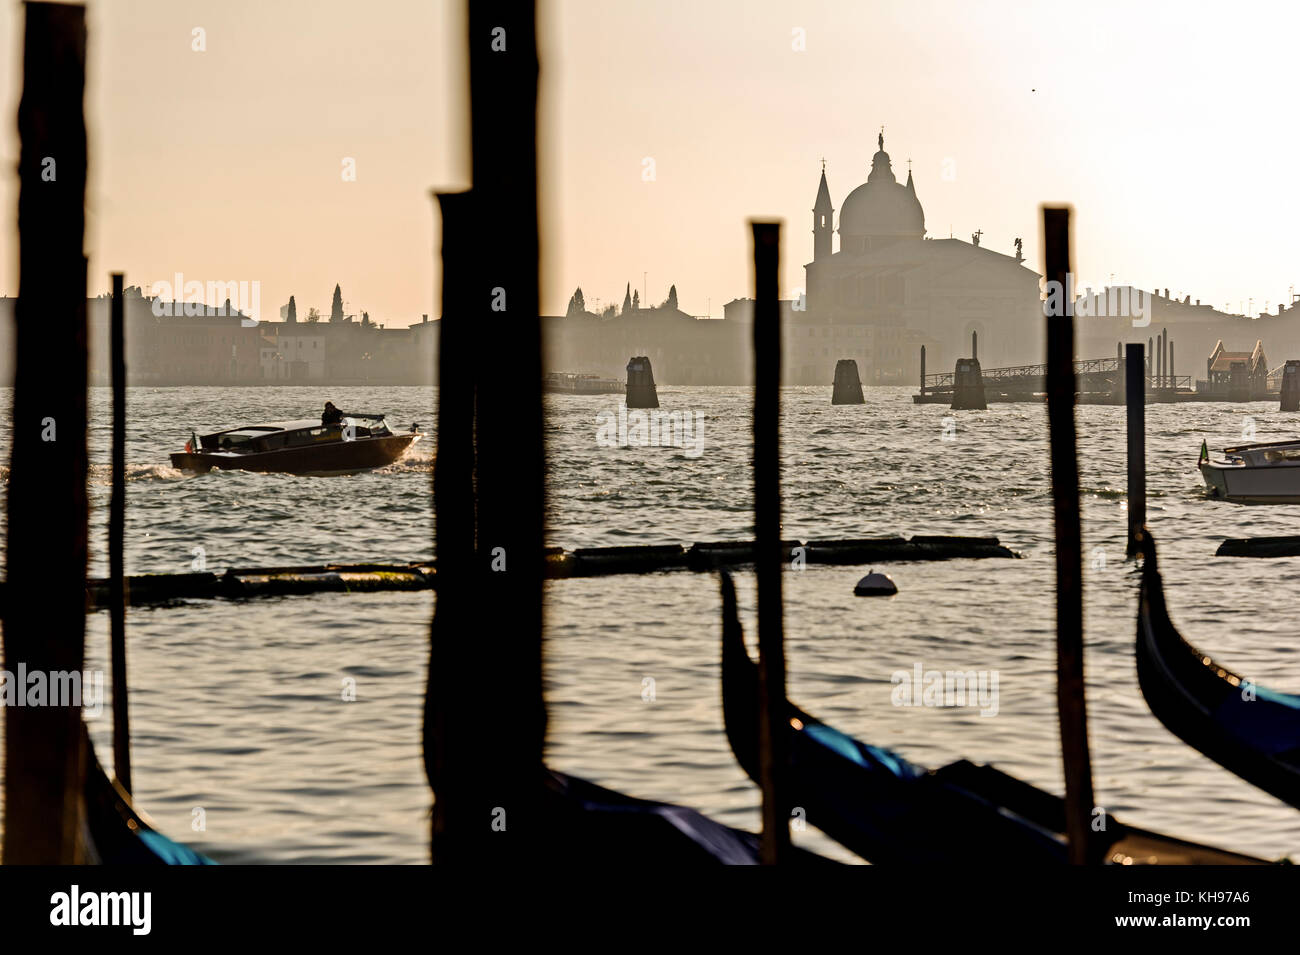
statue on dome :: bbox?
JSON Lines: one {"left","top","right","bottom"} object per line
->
{"left": 878, "top": 129, "right": 884, "bottom": 151}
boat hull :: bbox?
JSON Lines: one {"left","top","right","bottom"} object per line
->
{"left": 171, "top": 433, "right": 419, "bottom": 476}
{"left": 83, "top": 726, "right": 214, "bottom": 864}
{"left": 720, "top": 570, "right": 1274, "bottom": 864}
{"left": 1200, "top": 460, "right": 1300, "bottom": 503}
{"left": 1137, "top": 532, "right": 1300, "bottom": 809}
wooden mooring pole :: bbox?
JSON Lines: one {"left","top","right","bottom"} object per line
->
{"left": 752, "top": 220, "right": 791, "bottom": 865}
{"left": 1042, "top": 206, "right": 1097, "bottom": 866}
{"left": 1126, "top": 342, "right": 1146, "bottom": 557}
{"left": 109, "top": 272, "right": 132, "bottom": 794}
{"left": 3, "top": 1, "right": 90, "bottom": 864}
{"left": 426, "top": 0, "right": 545, "bottom": 863}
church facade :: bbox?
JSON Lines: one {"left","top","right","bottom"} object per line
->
{"left": 789, "top": 133, "right": 1045, "bottom": 384}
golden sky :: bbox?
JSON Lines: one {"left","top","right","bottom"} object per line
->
{"left": 2, "top": 0, "right": 1298, "bottom": 326}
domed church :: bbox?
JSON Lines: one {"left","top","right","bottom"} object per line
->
{"left": 834, "top": 132, "right": 925, "bottom": 254}
{"left": 794, "top": 131, "right": 1043, "bottom": 384}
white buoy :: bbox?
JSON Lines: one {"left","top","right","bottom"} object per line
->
{"left": 854, "top": 570, "right": 897, "bottom": 597}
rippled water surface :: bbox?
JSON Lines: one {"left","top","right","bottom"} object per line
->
{"left": 3, "top": 384, "right": 1300, "bottom": 863}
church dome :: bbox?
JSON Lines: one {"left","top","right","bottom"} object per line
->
{"left": 838, "top": 134, "right": 924, "bottom": 242}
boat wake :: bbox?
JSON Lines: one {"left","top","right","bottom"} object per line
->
{"left": 376, "top": 446, "right": 434, "bottom": 474}
{"left": 88, "top": 463, "right": 187, "bottom": 484}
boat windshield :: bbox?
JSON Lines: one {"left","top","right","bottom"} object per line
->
{"left": 343, "top": 415, "right": 390, "bottom": 435}
{"left": 213, "top": 430, "right": 264, "bottom": 450}
{"left": 1263, "top": 449, "right": 1300, "bottom": 463}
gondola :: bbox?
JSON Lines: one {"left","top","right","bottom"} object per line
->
{"left": 718, "top": 571, "right": 1276, "bottom": 865}
{"left": 82, "top": 726, "right": 215, "bottom": 865}
{"left": 540, "top": 769, "right": 835, "bottom": 865}
{"left": 1136, "top": 529, "right": 1300, "bottom": 809}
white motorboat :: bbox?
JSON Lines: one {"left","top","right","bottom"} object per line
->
{"left": 1199, "top": 438, "right": 1300, "bottom": 503}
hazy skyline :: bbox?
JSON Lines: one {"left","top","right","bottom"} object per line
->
{"left": 3, "top": 0, "right": 1299, "bottom": 328}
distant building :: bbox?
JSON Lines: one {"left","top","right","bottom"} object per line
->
{"left": 259, "top": 337, "right": 291, "bottom": 381}
{"left": 544, "top": 132, "right": 1046, "bottom": 385}
{"left": 271, "top": 322, "right": 327, "bottom": 380}
{"left": 544, "top": 302, "right": 750, "bottom": 384}
{"left": 799, "top": 132, "right": 1043, "bottom": 382}
{"left": 0, "top": 291, "right": 438, "bottom": 386}
{"left": 1200, "top": 339, "right": 1270, "bottom": 398}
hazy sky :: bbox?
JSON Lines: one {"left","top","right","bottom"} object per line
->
{"left": 3, "top": 0, "right": 1299, "bottom": 326}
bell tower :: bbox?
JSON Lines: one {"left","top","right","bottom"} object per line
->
{"left": 813, "top": 160, "right": 834, "bottom": 262}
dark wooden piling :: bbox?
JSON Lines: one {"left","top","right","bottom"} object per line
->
{"left": 1125, "top": 343, "right": 1147, "bottom": 558}
{"left": 109, "top": 272, "right": 131, "bottom": 794}
{"left": 831, "top": 358, "right": 865, "bottom": 404}
{"left": 1281, "top": 360, "right": 1300, "bottom": 412}
{"left": 425, "top": 191, "right": 475, "bottom": 861}
{"left": 1042, "top": 206, "right": 1097, "bottom": 866}
{"left": 950, "top": 357, "right": 986, "bottom": 410}
{"left": 1159, "top": 328, "right": 1170, "bottom": 389}
{"left": 3, "top": 2, "right": 89, "bottom": 864}
{"left": 752, "top": 220, "right": 790, "bottom": 865}
{"left": 425, "top": 0, "right": 545, "bottom": 863}
{"left": 919, "top": 345, "right": 926, "bottom": 396}
{"left": 625, "top": 355, "right": 659, "bottom": 408}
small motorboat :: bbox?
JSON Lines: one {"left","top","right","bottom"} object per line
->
{"left": 1199, "top": 438, "right": 1300, "bottom": 503}
{"left": 542, "top": 372, "right": 624, "bottom": 395}
{"left": 170, "top": 413, "right": 420, "bottom": 476}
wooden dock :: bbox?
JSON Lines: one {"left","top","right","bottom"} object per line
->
{"left": 914, "top": 355, "right": 1194, "bottom": 404}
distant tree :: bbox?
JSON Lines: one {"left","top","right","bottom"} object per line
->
{"left": 286, "top": 295, "right": 297, "bottom": 323}
{"left": 361, "top": 310, "right": 372, "bottom": 328}
{"left": 330, "top": 284, "right": 344, "bottom": 323}
{"left": 622, "top": 283, "right": 632, "bottom": 314}
{"left": 663, "top": 284, "right": 678, "bottom": 310}
{"left": 306, "top": 307, "right": 322, "bottom": 323}
{"left": 602, "top": 304, "right": 617, "bottom": 319}
{"left": 567, "top": 287, "right": 586, "bottom": 317}
{"left": 631, "top": 289, "right": 639, "bottom": 311}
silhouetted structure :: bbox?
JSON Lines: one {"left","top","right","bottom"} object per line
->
{"left": 1281, "top": 360, "right": 1300, "bottom": 412}
{"left": 1203, "top": 340, "right": 1269, "bottom": 400}
{"left": 4, "top": 1, "right": 90, "bottom": 864}
{"left": 1042, "top": 206, "right": 1097, "bottom": 865}
{"left": 1126, "top": 343, "right": 1146, "bottom": 557}
{"left": 831, "top": 358, "right": 865, "bottom": 404}
{"left": 950, "top": 357, "right": 986, "bottom": 410}
{"left": 109, "top": 273, "right": 132, "bottom": 794}
{"left": 751, "top": 221, "right": 791, "bottom": 864}
{"left": 625, "top": 355, "right": 659, "bottom": 408}
{"left": 426, "top": 0, "right": 545, "bottom": 864}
